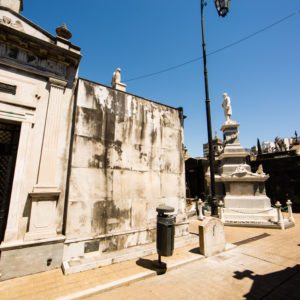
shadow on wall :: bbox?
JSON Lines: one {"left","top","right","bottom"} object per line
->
{"left": 233, "top": 265, "right": 300, "bottom": 299}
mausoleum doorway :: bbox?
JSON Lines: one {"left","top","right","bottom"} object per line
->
{"left": 0, "top": 121, "right": 20, "bottom": 243}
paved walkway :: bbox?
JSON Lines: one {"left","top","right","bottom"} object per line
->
{"left": 0, "top": 214, "right": 299, "bottom": 299}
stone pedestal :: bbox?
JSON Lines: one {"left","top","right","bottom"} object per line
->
{"left": 24, "top": 191, "right": 59, "bottom": 241}
{"left": 24, "top": 78, "right": 66, "bottom": 241}
{"left": 113, "top": 82, "right": 127, "bottom": 92}
{"left": 216, "top": 121, "right": 278, "bottom": 227}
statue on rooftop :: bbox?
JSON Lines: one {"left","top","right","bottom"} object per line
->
{"left": 222, "top": 93, "right": 232, "bottom": 123}
{"left": 111, "top": 67, "right": 127, "bottom": 91}
{"left": 111, "top": 68, "right": 121, "bottom": 87}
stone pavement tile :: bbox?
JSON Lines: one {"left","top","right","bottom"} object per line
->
{"left": 237, "top": 232, "right": 300, "bottom": 269}
{"left": 56, "top": 245, "right": 202, "bottom": 299}
{"left": 224, "top": 212, "right": 299, "bottom": 246}
{"left": 224, "top": 226, "right": 268, "bottom": 244}
{"left": 264, "top": 265, "right": 300, "bottom": 300}
{"left": 0, "top": 241, "right": 201, "bottom": 300}
{"left": 0, "top": 258, "right": 141, "bottom": 299}
{"left": 88, "top": 243, "right": 295, "bottom": 300}
{"left": 242, "top": 265, "right": 300, "bottom": 300}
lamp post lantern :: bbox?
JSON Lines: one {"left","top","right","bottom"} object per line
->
{"left": 215, "top": 0, "right": 231, "bottom": 17}
{"left": 200, "top": 0, "right": 230, "bottom": 215}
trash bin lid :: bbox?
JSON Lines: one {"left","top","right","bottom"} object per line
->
{"left": 156, "top": 205, "right": 175, "bottom": 214}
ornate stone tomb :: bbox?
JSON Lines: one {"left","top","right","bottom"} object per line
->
{"left": 214, "top": 93, "right": 295, "bottom": 228}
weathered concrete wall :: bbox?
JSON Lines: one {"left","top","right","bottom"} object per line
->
{"left": 65, "top": 79, "right": 187, "bottom": 259}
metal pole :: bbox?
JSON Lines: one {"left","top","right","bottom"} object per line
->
{"left": 201, "top": 0, "right": 217, "bottom": 215}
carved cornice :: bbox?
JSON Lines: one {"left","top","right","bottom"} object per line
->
{"left": 49, "top": 77, "right": 67, "bottom": 89}
{"left": 0, "top": 40, "right": 69, "bottom": 78}
{"left": 0, "top": 5, "right": 80, "bottom": 51}
{"left": 0, "top": 24, "right": 81, "bottom": 71}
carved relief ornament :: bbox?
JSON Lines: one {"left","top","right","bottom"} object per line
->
{"left": 0, "top": 16, "right": 24, "bottom": 32}
{"left": 0, "top": 41, "right": 68, "bottom": 77}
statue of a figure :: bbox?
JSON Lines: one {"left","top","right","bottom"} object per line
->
{"left": 222, "top": 93, "right": 232, "bottom": 123}
{"left": 111, "top": 67, "right": 121, "bottom": 87}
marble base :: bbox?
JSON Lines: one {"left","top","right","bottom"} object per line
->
{"left": 24, "top": 191, "right": 60, "bottom": 241}
{"left": 224, "top": 195, "right": 272, "bottom": 209}
{"left": 223, "top": 217, "right": 295, "bottom": 229}
{"left": 223, "top": 207, "right": 277, "bottom": 223}
{"left": 222, "top": 195, "right": 277, "bottom": 226}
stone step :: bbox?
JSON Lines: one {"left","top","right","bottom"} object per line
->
{"left": 62, "top": 234, "right": 198, "bottom": 275}
{"left": 223, "top": 214, "right": 277, "bottom": 222}
{"left": 223, "top": 208, "right": 277, "bottom": 219}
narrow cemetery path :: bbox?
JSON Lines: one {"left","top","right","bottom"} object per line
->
{"left": 87, "top": 214, "right": 300, "bottom": 300}
{"left": 0, "top": 214, "right": 299, "bottom": 300}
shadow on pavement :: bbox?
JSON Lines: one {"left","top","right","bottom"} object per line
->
{"left": 136, "top": 258, "right": 167, "bottom": 275}
{"left": 233, "top": 265, "right": 300, "bottom": 299}
{"left": 189, "top": 247, "right": 200, "bottom": 254}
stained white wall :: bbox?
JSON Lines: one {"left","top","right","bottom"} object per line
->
{"left": 67, "top": 79, "right": 187, "bottom": 248}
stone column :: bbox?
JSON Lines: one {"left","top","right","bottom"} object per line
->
{"left": 25, "top": 78, "right": 67, "bottom": 241}
{"left": 35, "top": 78, "right": 67, "bottom": 190}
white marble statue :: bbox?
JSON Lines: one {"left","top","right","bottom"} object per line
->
{"left": 111, "top": 67, "right": 121, "bottom": 86}
{"left": 222, "top": 93, "right": 232, "bottom": 123}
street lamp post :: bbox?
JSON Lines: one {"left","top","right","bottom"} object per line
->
{"left": 200, "top": 0, "right": 230, "bottom": 215}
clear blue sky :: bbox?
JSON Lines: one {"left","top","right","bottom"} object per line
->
{"left": 23, "top": 0, "right": 300, "bottom": 157}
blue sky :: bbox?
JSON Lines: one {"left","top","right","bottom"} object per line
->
{"left": 24, "top": 0, "right": 300, "bottom": 157}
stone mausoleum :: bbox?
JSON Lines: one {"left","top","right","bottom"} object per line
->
{"left": 0, "top": 1, "right": 188, "bottom": 280}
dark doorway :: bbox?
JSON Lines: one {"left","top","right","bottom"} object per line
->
{"left": 0, "top": 121, "right": 21, "bottom": 243}
{"left": 185, "top": 157, "right": 208, "bottom": 199}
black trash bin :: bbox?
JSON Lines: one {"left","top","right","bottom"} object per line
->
{"left": 156, "top": 205, "right": 176, "bottom": 257}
